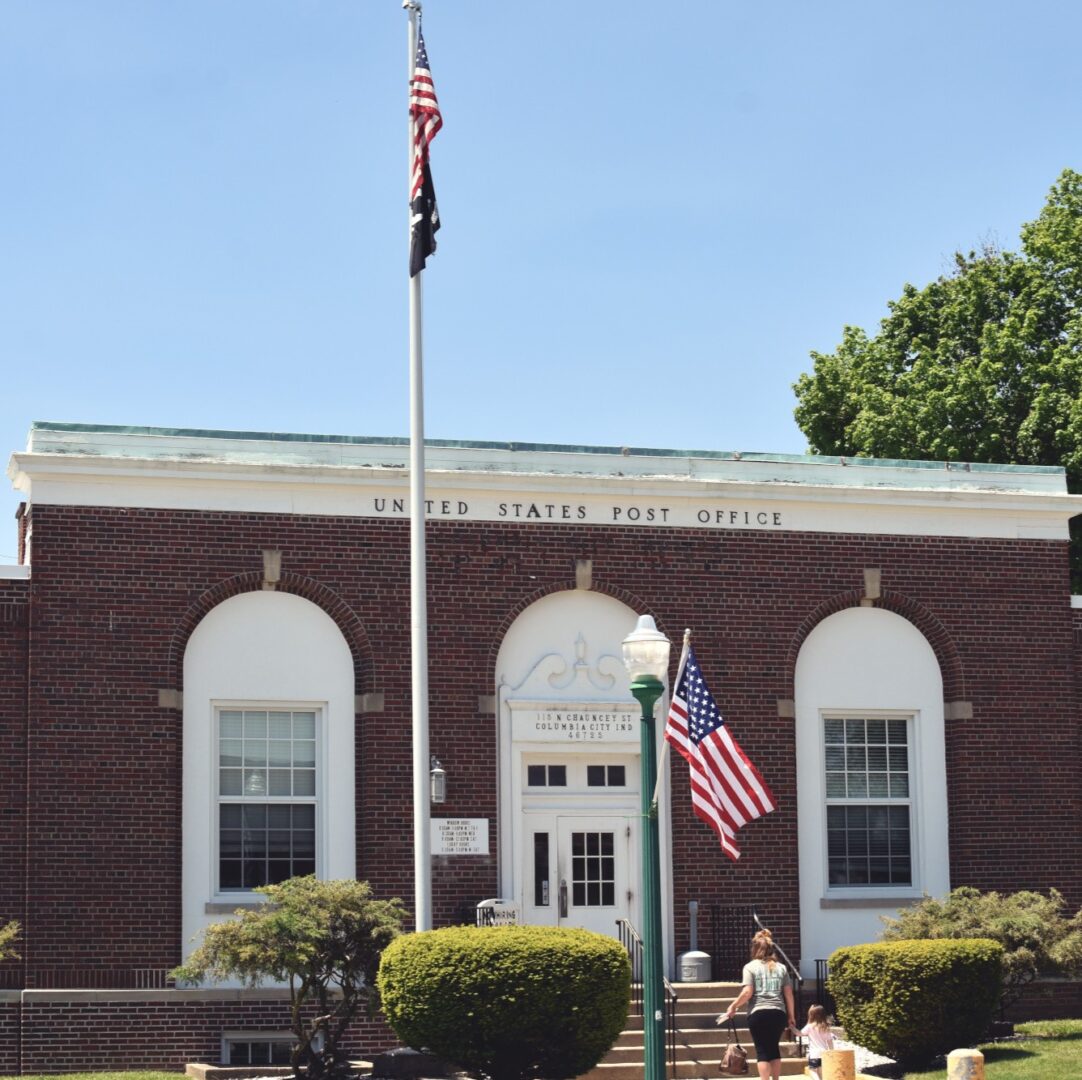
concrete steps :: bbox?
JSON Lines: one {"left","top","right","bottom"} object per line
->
{"left": 581, "top": 982, "right": 808, "bottom": 1080}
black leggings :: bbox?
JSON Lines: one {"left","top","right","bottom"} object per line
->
{"left": 748, "top": 1008, "right": 787, "bottom": 1061}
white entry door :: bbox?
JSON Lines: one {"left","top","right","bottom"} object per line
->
{"left": 522, "top": 813, "right": 636, "bottom": 937}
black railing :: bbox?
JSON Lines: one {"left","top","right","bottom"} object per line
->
{"left": 707, "top": 904, "right": 756, "bottom": 981}
{"left": 708, "top": 906, "right": 805, "bottom": 1027}
{"left": 616, "top": 918, "right": 678, "bottom": 1079}
{"left": 814, "top": 959, "right": 835, "bottom": 1013}
{"left": 22, "top": 967, "right": 175, "bottom": 989}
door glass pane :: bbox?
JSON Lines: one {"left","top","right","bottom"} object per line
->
{"left": 570, "top": 831, "right": 616, "bottom": 908}
{"left": 533, "top": 833, "right": 549, "bottom": 906}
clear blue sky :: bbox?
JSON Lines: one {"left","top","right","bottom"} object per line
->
{"left": 3, "top": 0, "right": 1081, "bottom": 559}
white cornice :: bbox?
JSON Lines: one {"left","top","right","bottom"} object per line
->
{"left": 9, "top": 448, "right": 1082, "bottom": 541}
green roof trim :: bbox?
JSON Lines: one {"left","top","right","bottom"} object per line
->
{"left": 29, "top": 420, "right": 1066, "bottom": 476}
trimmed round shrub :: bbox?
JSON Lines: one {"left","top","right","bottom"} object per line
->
{"left": 377, "top": 925, "right": 631, "bottom": 1080}
{"left": 828, "top": 938, "right": 1004, "bottom": 1067}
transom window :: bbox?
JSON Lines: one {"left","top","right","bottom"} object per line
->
{"left": 587, "top": 764, "right": 626, "bottom": 787}
{"left": 824, "top": 716, "right": 912, "bottom": 887}
{"left": 524, "top": 759, "right": 636, "bottom": 790}
{"left": 218, "top": 708, "right": 319, "bottom": 891}
{"left": 527, "top": 764, "right": 567, "bottom": 787}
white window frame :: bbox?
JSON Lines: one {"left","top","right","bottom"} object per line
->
{"left": 820, "top": 709, "right": 922, "bottom": 900}
{"left": 183, "top": 590, "right": 356, "bottom": 972}
{"left": 221, "top": 1030, "right": 315, "bottom": 1066}
{"left": 211, "top": 699, "right": 326, "bottom": 901}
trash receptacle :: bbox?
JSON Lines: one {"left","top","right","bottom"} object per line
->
{"left": 678, "top": 949, "right": 712, "bottom": 982}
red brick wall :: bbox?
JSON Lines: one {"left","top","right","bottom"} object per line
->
{"left": 13, "top": 993, "right": 395, "bottom": 1074}
{"left": 14, "top": 503, "right": 1082, "bottom": 987}
{"left": 0, "top": 579, "right": 28, "bottom": 992}
{"left": 0, "top": 1001, "right": 19, "bottom": 1074}
{"left": 1007, "top": 979, "right": 1082, "bottom": 1023}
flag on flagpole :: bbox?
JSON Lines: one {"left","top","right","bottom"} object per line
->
{"left": 409, "top": 27, "right": 442, "bottom": 277}
{"left": 664, "top": 640, "right": 776, "bottom": 861}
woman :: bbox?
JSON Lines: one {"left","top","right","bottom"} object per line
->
{"left": 717, "top": 928, "right": 796, "bottom": 1080}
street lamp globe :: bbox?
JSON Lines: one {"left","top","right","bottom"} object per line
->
{"left": 622, "top": 614, "right": 671, "bottom": 681}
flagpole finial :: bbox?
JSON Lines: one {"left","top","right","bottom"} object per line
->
{"left": 683, "top": 629, "right": 692, "bottom": 646}
{"left": 403, "top": 0, "right": 421, "bottom": 12}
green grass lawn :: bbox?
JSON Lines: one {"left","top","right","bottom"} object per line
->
{"left": 899, "top": 1019, "right": 1082, "bottom": 1079}
{"left": 19, "top": 1074, "right": 181, "bottom": 1080}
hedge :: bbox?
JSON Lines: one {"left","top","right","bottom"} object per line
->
{"left": 828, "top": 937, "right": 1004, "bottom": 1066}
{"left": 377, "top": 925, "right": 631, "bottom": 1080}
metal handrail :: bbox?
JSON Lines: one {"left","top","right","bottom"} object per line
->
{"left": 616, "top": 918, "right": 678, "bottom": 1079}
{"left": 813, "top": 958, "right": 835, "bottom": 1013}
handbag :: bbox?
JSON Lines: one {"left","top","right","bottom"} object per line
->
{"left": 719, "top": 1016, "right": 749, "bottom": 1076}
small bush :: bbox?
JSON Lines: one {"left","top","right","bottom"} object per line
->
{"left": 880, "top": 886, "right": 1082, "bottom": 1012}
{"left": 377, "top": 925, "right": 630, "bottom": 1080}
{"left": 174, "top": 877, "right": 406, "bottom": 1079}
{"left": 828, "top": 938, "right": 1003, "bottom": 1067}
{"left": 0, "top": 921, "right": 19, "bottom": 962}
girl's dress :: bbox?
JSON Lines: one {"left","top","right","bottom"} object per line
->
{"left": 800, "top": 1023, "right": 834, "bottom": 1066}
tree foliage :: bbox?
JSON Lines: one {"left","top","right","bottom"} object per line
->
{"left": 793, "top": 169, "right": 1082, "bottom": 588}
{"left": 0, "top": 920, "right": 19, "bottom": 963}
{"left": 173, "top": 877, "right": 407, "bottom": 1079}
{"left": 880, "top": 886, "right": 1082, "bottom": 1013}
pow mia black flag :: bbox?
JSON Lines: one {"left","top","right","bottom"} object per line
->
{"left": 410, "top": 161, "right": 440, "bottom": 277}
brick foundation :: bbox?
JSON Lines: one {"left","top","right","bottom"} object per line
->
{"left": 7, "top": 991, "right": 395, "bottom": 1075}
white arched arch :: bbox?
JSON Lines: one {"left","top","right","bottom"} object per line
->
{"left": 494, "top": 590, "right": 674, "bottom": 969}
{"left": 181, "top": 590, "right": 356, "bottom": 959}
{"left": 795, "top": 606, "right": 949, "bottom": 974}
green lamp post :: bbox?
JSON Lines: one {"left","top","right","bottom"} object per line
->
{"left": 622, "top": 614, "right": 671, "bottom": 1080}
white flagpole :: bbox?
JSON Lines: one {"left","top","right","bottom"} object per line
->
{"left": 651, "top": 628, "right": 690, "bottom": 808}
{"left": 405, "top": 0, "right": 432, "bottom": 932}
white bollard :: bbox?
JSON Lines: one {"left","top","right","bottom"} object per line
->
{"left": 821, "top": 1048, "right": 856, "bottom": 1080}
{"left": 946, "top": 1048, "right": 985, "bottom": 1080}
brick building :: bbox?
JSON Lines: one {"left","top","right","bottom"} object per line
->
{"left": 2, "top": 421, "right": 1081, "bottom": 1072}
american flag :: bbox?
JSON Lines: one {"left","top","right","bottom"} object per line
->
{"left": 409, "top": 27, "right": 442, "bottom": 277}
{"left": 664, "top": 642, "right": 776, "bottom": 861}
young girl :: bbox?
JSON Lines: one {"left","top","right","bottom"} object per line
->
{"left": 800, "top": 1004, "right": 834, "bottom": 1077}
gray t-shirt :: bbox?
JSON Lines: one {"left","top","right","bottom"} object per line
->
{"left": 741, "top": 958, "right": 790, "bottom": 1014}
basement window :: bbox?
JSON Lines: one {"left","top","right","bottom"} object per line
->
{"left": 222, "top": 1034, "right": 294, "bottom": 1066}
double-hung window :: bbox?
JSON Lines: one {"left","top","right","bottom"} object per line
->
{"left": 824, "top": 715, "right": 912, "bottom": 887}
{"left": 217, "top": 707, "right": 318, "bottom": 891}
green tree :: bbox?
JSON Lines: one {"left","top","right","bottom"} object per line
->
{"left": 174, "top": 877, "right": 407, "bottom": 1079}
{"left": 0, "top": 920, "right": 19, "bottom": 962}
{"left": 880, "top": 886, "right": 1082, "bottom": 1014}
{"left": 793, "top": 169, "right": 1082, "bottom": 589}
